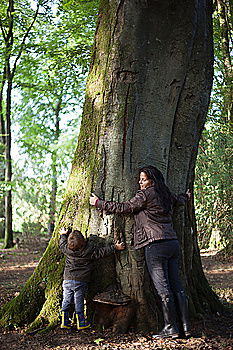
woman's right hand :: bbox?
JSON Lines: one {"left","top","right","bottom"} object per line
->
{"left": 89, "top": 193, "right": 99, "bottom": 206}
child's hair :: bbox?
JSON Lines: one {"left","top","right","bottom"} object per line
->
{"left": 68, "top": 230, "right": 86, "bottom": 251}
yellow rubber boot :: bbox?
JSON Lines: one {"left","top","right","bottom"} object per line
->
{"left": 60, "top": 311, "right": 72, "bottom": 329}
{"left": 76, "top": 313, "right": 90, "bottom": 330}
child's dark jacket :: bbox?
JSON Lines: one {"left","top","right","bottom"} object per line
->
{"left": 59, "top": 234, "right": 115, "bottom": 282}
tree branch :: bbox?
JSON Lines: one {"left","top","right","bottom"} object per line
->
{"left": 0, "top": 20, "right": 7, "bottom": 41}
{"left": 11, "top": 3, "right": 40, "bottom": 77}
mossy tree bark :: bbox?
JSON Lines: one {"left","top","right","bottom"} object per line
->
{"left": 0, "top": 0, "right": 223, "bottom": 332}
{"left": 48, "top": 97, "right": 62, "bottom": 236}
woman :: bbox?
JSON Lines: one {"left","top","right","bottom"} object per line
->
{"left": 89, "top": 165, "right": 191, "bottom": 339}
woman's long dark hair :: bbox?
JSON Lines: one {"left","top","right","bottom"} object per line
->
{"left": 139, "top": 165, "right": 172, "bottom": 213}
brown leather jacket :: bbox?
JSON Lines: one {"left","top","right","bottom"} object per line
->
{"left": 96, "top": 186, "right": 187, "bottom": 249}
{"left": 60, "top": 234, "right": 115, "bottom": 281}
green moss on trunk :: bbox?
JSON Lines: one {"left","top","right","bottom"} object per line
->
{"left": 0, "top": 235, "right": 64, "bottom": 330}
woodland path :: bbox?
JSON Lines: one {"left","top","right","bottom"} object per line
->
{"left": 0, "top": 235, "right": 232, "bottom": 350}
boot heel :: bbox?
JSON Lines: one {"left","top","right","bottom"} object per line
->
{"left": 184, "top": 329, "right": 191, "bottom": 338}
{"left": 152, "top": 295, "right": 179, "bottom": 339}
{"left": 175, "top": 291, "right": 191, "bottom": 338}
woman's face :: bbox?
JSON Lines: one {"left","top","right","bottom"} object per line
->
{"left": 139, "top": 172, "right": 153, "bottom": 190}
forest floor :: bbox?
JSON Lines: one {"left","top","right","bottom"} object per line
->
{"left": 0, "top": 235, "right": 232, "bottom": 350}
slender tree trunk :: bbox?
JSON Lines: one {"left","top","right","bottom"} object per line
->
{"left": 0, "top": 0, "right": 223, "bottom": 332}
{"left": 215, "top": 0, "right": 232, "bottom": 250}
{"left": 3, "top": 0, "right": 14, "bottom": 248}
{"left": 217, "top": 0, "right": 233, "bottom": 123}
{"left": 0, "top": 0, "right": 40, "bottom": 245}
{"left": 4, "top": 78, "right": 13, "bottom": 248}
{"left": 0, "top": 69, "right": 6, "bottom": 239}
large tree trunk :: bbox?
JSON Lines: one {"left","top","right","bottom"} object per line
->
{"left": 48, "top": 100, "right": 61, "bottom": 236}
{"left": 0, "top": 0, "right": 222, "bottom": 332}
{"left": 48, "top": 153, "right": 57, "bottom": 236}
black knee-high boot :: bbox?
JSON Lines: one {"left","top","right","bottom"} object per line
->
{"left": 175, "top": 291, "right": 191, "bottom": 337}
{"left": 153, "top": 295, "right": 179, "bottom": 339}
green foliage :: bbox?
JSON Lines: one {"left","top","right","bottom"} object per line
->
{"left": 8, "top": 0, "right": 99, "bottom": 233}
{"left": 21, "top": 220, "right": 46, "bottom": 236}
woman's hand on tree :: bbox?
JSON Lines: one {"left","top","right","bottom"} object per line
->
{"left": 90, "top": 193, "right": 99, "bottom": 206}
{"left": 186, "top": 189, "right": 191, "bottom": 200}
{"left": 115, "top": 241, "right": 125, "bottom": 251}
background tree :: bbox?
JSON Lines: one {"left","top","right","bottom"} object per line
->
{"left": 0, "top": 0, "right": 223, "bottom": 332}
{"left": 0, "top": 0, "right": 98, "bottom": 238}
{"left": 0, "top": 0, "right": 47, "bottom": 248}
{"left": 195, "top": 0, "right": 232, "bottom": 252}
{"left": 11, "top": 0, "right": 98, "bottom": 235}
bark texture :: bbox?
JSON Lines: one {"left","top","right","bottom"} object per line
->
{"left": 0, "top": 0, "right": 223, "bottom": 332}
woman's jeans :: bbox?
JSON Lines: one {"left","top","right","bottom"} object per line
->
{"left": 145, "top": 239, "right": 184, "bottom": 300}
{"left": 62, "top": 280, "right": 87, "bottom": 315}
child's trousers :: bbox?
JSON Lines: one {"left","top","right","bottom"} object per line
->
{"left": 62, "top": 280, "right": 87, "bottom": 314}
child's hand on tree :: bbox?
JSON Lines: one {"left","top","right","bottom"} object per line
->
{"left": 59, "top": 227, "right": 68, "bottom": 235}
{"left": 115, "top": 241, "right": 125, "bottom": 251}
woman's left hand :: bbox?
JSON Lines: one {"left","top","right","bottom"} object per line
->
{"left": 115, "top": 241, "right": 125, "bottom": 251}
{"left": 90, "top": 193, "right": 99, "bottom": 206}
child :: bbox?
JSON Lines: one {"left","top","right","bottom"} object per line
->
{"left": 59, "top": 227, "right": 125, "bottom": 330}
